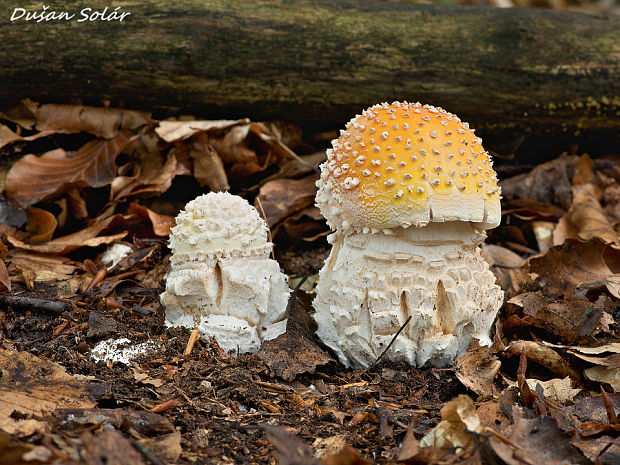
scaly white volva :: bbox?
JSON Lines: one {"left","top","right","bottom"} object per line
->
{"left": 161, "top": 192, "right": 290, "bottom": 353}
{"left": 313, "top": 101, "right": 504, "bottom": 368}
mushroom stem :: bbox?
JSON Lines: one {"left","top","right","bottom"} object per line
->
{"left": 313, "top": 222, "right": 502, "bottom": 368}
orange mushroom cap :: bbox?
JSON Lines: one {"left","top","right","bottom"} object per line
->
{"left": 316, "top": 101, "right": 501, "bottom": 232}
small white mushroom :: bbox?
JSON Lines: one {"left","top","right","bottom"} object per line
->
{"left": 160, "top": 192, "right": 290, "bottom": 354}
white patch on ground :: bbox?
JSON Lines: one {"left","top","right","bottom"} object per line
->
{"left": 91, "top": 338, "right": 157, "bottom": 365}
{"left": 101, "top": 243, "right": 134, "bottom": 270}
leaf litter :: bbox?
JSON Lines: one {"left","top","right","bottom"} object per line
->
{"left": 0, "top": 102, "right": 619, "bottom": 464}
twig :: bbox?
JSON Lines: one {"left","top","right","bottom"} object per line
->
{"left": 370, "top": 316, "right": 412, "bottom": 368}
{"left": 280, "top": 275, "right": 309, "bottom": 323}
{"left": 288, "top": 275, "right": 308, "bottom": 309}
{"left": 108, "top": 269, "right": 143, "bottom": 280}
{"left": 85, "top": 268, "right": 107, "bottom": 293}
{"left": 149, "top": 398, "right": 178, "bottom": 413}
{"left": 601, "top": 386, "right": 618, "bottom": 425}
{"left": 52, "top": 320, "right": 70, "bottom": 338}
{"left": 183, "top": 328, "right": 200, "bottom": 356}
{"left": 254, "top": 196, "right": 275, "bottom": 260}
{"left": 0, "top": 294, "right": 69, "bottom": 315}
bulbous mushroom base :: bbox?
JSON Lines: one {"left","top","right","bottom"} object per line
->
{"left": 313, "top": 222, "right": 503, "bottom": 368}
{"left": 161, "top": 254, "right": 290, "bottom": 354}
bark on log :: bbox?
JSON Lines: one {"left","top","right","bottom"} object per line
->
{"left": 1, "top": 0, "right": 619, "bottom": 136}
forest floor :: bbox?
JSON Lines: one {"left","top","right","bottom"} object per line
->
{"left": 0, "top": 101, "right": 619, "bottom": 465}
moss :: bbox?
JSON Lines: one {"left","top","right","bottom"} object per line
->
{"left": 0, "top": 0, "right": 618, "bottom": 135}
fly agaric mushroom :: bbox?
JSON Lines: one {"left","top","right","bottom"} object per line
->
{"left": 313, "top": 101, "right": 503, "bottom": 368}
{"left": 161, "top": 192, "right": 290, "bottom": 353}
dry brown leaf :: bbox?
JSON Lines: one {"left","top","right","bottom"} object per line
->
{"left": 272, "top": 206, "right": 328, "bottom": 246}
{"left": 570, "top": 435, "right": 620, "bottom": 464}
{"left": 7, "top": 250, "right": 79, "bottom": 277}
{"left": 507, "top": 292, "right": 603, "bottom": 343}
{"left": 481, "top": 244, "right": 525, "bottom": 268}
{"left": 313, "top": 435, "right": 350, "bottom": 460}
{"left": 261, "top": 151, "right": 325, "bottom": 184}
{"left": 82, "top": 430, "right": 147, "bottom": 465}
{"left": 24, "top": 207, "right": 57, "bottom": 243}
{"left": 0, "top": 220, "right": 22, "bottom": 239}
{"left": 507, "top": 292, "right": 552, "bottom": 311}
{"left": 541, "top": 341, "right": 620, "bottom": 363}
{"left": 24, "top": 100, "right": 149, "bottom": 138}
{"left": 0, "top": 431, "right": 44, "bottom": 465}
{"left": 257, "top": 175, "right": 318, "bottom": 227}
{"left": 119, "top": 154, "right": 189, "bottom": 199}
{"left": 574, "top": 343, "right": 620, "bottom": 355}
{"left": 562, "top": 393, "right": 620, "bottom": 425}
{"left": 419, "top": 395, "right": 481, "bottom": 449}
{"left": 54, "top": 197, "right": 68, "bottom": 229}
{"left": 188, "top": 132, "right": 229, "bottom": 191}
{"left": 604, "top": 275, "right": 620, "bottom": 299}
{"left": 604, "top": 180, "right": 620, "bottom": 223}
{"left": 258, "top": 425, "right": 320, "bottom": 465}
{"left": 572, "top": 153, "right": 596, "bottom": 184}
{"left": 567, "top": 352, "right": 620, "bottom": 370}
{"left": 397, "top": 420, "right": 422, "bottom": 462}
{"left": 113, "top": 132, "right": 190, "bottom": 199}
{"left": 211, "top": 122, "right": 289, "bottom": 179}
{"left": 55, "top": 408, "right": 176, "bottom": 437}
{"left": 0, "top": 418, "right": 48, "bottom": 437}
{"left": 6, "top": 214, "right": 128, "bottom": 254}
{"left": 554, "top": 181, "right": 619, "bottom": 247}
{"left": 505, "top": 341, "right": 581, "bottom": 381}
{"left": 0, "top": 101, "right": 37, "bottom": 129}
{"left": 0, "top": 349, "right": 95, "bottom": 427}
{"left": 154, "top": 119, "right": 248, "bottom": 142}
{"left": 321, "top": 444, "right": 370, "bottom": 465}
{"left": 500, "top": 154, "right": 577, "bottom": 210}
{"left": 252, "top": 123, "right": 305, "bottom": 166}
{"left": 127, "top": 203, "right": 175, "bottom": 237}
{"left": 132, "top": 369, "right": 164, "bottom": 388}
{"left": 489, "top": 407, "right": 589, "bottom": 465}
{"left": 137, "top": 432, "right": 182, "bottom": 462}
{"left": 157, "top": 119, "right": 292, "bottom": 181}
{"left": 5, "top": 130, "right": 136, "bottom": 207}
{"left": 552, "top": 215, "right": 579, "bottom": 246}
{"left": 481, "top": 243, "right": 528, "bottom": 295}
{"left": 209, "top": 124, "right": 258, "bottom": 165}
{"left": 455, "top": 343, "right": 501, "bottom": 397}
{"left": 531, "top": 220, "right": 555, "bottom": 253}
{"left": 525, "top": 238, "right": 620, "bottom": 299}
{"left": 67, "top": 188, "right": 89, "bottom": 221}
{"left": 0, "top": 123, "right": 53, "bottom": 150}
{"left": 7, "top": 249, "right": 80, "bottom": 294}
{"left": 525, "top": 377, "right": 581, "bottom": 403}
{"left": 584, "top": 366, "right": 620, "bottom": 392}
{"left": 554, "top": 154, "right": 618, "bottom": 246}
{"left": 502, "top": 199, "right": 566, "bottom": 220}
{"left": 257, "top": 291, "right": 335, "bottom": 381}
{"left": 0, "top": 259, "right": 10, "bottom": 292}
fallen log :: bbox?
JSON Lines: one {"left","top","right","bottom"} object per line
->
{"left": 1, "top": 0, "right": 618, "bottom": 136}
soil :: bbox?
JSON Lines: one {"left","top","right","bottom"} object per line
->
{"left": 1, "top": 246, "right": 471, "bottom": 465}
